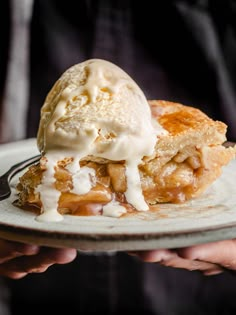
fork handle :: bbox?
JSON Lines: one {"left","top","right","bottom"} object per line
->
{"left": 0, "top": 154, "right": 40, "bottom": 201}
{"left": 5, "top": 154, "right": 41, "bottom": 182}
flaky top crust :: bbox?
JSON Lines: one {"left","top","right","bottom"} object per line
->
{"left": 149, "top": 100, "right": 227, "bottom": 141}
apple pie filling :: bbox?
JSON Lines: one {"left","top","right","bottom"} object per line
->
{"left": 15, "top": 143, "right": 223, "bottom": 218}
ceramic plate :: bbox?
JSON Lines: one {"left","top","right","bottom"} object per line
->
{"left": 0, "top": 138, "right": 236, "bottom": 252}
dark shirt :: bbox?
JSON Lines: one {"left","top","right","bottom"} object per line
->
{"left": 27, "top": 0, "right": 236, "bottom": 140}
{"left": 2, "top": 1, "right": 236, "bottom": 314}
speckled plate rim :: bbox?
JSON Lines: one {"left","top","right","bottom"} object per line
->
{"left": 0, "top": 138, "right": 236, "bottom": 252}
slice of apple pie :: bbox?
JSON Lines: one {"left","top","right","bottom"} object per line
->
{"left": 15, "top": 100, "right": 236, "bottom": 220}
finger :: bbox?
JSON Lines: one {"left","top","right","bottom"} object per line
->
{"left": 0, "top": 247, "right": 77, "bottom": 279}
{"left": 130, "top": 249, "right": 224, "bottom": 275}
{"left": 0, "top": 269, "right": 28, "bottom": 280}
{"left": 161, "top": 255, "right": 224, "bottom": 275}
{"left": 128, "top": 249, "right": 176, "bottom": 262}
{"left": 177, "top": 240, "right": 236, "bottom": 270}
{"left": 203, "top": 268, "right": 224, "bottom": 276}
{"left": 36, "top": 247, "right": 77, "bottom": 264}
{"left": 0, "top": 240, "right": 40, "bottom": 263}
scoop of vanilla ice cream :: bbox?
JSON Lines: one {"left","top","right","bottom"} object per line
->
{"left": 37, "top": 58, "right": 163, "bottom": 158}
{"left": 36, "top": 59, "right": 166, "bottom": 221}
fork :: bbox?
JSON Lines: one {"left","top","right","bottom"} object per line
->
{"left": 0, "top": 154, "right": 40, "bottom": 201}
